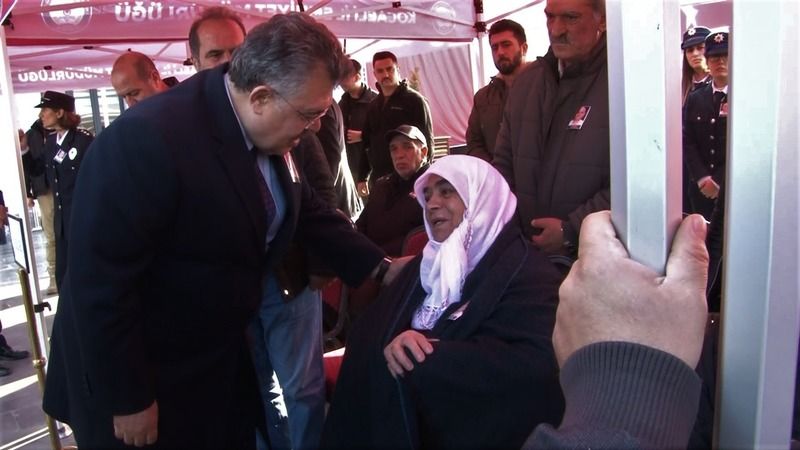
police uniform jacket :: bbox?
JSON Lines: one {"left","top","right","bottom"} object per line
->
{"left": 683, "top": 83, "right": 727, "bottom": 187}
{"left": 23, "top": 127, "right": 94, "bottom": 240}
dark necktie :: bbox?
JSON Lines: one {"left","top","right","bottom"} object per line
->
{"left": 713, "top": 91, "right": 727, "bottom": 112}
{"left": 252, "top": 150, "right": 277, "bottom": 228}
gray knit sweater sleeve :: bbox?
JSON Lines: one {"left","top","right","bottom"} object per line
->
{"left": 523, "top": 341, "right": 702, "bottom": 449}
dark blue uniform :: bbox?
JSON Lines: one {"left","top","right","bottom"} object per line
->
{"left": 682, "top": 83, "right": 727, "bottom": 219}
{"left": 23, "top": 127, "right": 94, "bottom": 287}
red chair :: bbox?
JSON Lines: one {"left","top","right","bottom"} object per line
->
{"left": 323, "top": 346, "right": 346, "bottom": 401}
{"left": 401, "top": 225, "right": 428, "bottom": 256}
{"left": 321, "top": 278, "right": 349, "bottom": 350}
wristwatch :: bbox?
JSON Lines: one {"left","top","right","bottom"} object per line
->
{"left": 374, "top": 257, "right": 392, "bottom": 283}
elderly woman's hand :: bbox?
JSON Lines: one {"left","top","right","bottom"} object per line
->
{"left": 384, "top": 330, "right": 436, "bottom": 378}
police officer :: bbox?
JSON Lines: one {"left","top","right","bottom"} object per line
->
{"left": 682, "top": 31, "right": 729, "bottom": 220}
{"left": 22, "top": 91, "right": 94, "bottom": 289}
{"left": 681, "top": 26, "right": 712, "bottom": 104}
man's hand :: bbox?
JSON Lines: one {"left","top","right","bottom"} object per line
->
{"left": 113, "top": 400, "right": 158, "bottom": 447}
{"left": 357, "top": 181, "right": 369, "bottom": 198}
{"left": 530, "top": 217, "right": 565, "bottom": 253}
{"left": 553, "top": 211, "right": 708, "bottom": 369}
{"left": 699, "top": 178, "right": 720, "bottom": 199}
{"left": 384, "top": 330, "right": 436, "bottom": 378}
{"left": 346, "top": 129, "right": 363, "bottom": 144}
{"left": 26, "top": 198, "right": 35, "bottom": 209}
{"left": 18, "top": 129, "right": 28, "bottom": 151}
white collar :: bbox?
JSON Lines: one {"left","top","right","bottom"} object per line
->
{"left": 223, "top": 73, "right": 255, "bottom": 152}
{"left": 56, "top": 129, "right": 69, "bottom": 146}
{"left": 712, "top": 82, "right": 728, "bottom": 95}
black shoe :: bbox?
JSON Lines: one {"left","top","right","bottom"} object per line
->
{"left": 0, "top": 344, "right": 30, "bottom": 361}
{"left": 0, "top": 365, "right": 10, "bottom": 377}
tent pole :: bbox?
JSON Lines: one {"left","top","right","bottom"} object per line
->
{"left": 473, "top": 0, "right": 487, "bottom": 90}
{"left": 716, "top": 1, "right": 800, "bottom": 446}
{"left": 0, "top": 26, "right": 52, "bottom": 360}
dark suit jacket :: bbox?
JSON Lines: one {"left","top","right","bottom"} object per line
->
{"left": 42, "top": 64, "right": 384, "bottom": 448}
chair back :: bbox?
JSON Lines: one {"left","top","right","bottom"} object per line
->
{"left": 401, "top": 225, "right": 429, "bottom": 256}
{"left": 431, "top": 136, "right": 450, "bottom": 161}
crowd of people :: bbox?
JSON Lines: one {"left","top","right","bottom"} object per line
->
{"left": 0, "top": 0, "right": 741, "bottom": 448}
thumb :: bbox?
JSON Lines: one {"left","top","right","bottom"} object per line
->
{"left": 665, "top": 214, "right": 709, "bottom": 289}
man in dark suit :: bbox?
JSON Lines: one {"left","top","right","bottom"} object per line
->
{"left": 42, "top": 13, "right": 391, "bottom": 449}
{"left": 683, "top": 31, "right": 729, "bottom": 220}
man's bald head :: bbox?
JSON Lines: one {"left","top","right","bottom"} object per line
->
{"left": 111, "top": 51, "right": 169, "bottom": 107}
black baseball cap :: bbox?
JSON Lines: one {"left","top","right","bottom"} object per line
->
{"left": 385, "top": 125, "right": 427, "bottom": 148}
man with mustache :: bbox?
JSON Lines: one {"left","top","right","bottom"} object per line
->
{"left": 356, "top": 51, "right": 433, "bottom": 197}
{"left": 494, "top": 0, "right": 609, "bottom": 261}
{"left": 466, "top": 19, "right": 528, "bottom": 162}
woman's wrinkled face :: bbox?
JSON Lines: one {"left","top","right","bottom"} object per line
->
{"left": 423, "top": 174, "right": 466, "bottom": 242}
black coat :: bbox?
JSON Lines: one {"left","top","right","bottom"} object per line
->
{"left": 322, "top": 223, "right": 564, "bottom": 449}
{"left": 42, "top": 64, "right": 385, "bottom": 449}
{"left": 360, "top": 80, "right": 433, "bottom": 182}
{"left": 22, "top": 126, "right": 94, "bottom": 241}
{"left": 493, "top": 40, "right": 610, "bottom": 247}
{"left": 21, "top": 119, "right": 50, "bottom": 197}
{"left": 339, "top": 83, "right": 378, "bottom": 180}
{"left": 315, "top": 101, "right": 363, "bottom": 221}
{"left": 355, "top": 165, "right": 428, "bottom": 256}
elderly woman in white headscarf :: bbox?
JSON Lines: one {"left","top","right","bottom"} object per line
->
{"left": 322, "top": 155, "right": 564, "bottom": 450}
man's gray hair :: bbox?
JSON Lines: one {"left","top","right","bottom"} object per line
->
{"left": 229, "top": 13, "right": 349, "bottom": 97}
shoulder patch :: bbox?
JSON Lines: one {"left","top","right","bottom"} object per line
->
{"left": 77, "top": 128, "right": 93, "bottom": 137}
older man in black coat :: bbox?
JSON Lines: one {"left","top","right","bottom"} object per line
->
{"left": 42, "top": 13, "right": 389, "bottom": 449}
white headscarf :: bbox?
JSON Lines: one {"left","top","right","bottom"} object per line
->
{"left": 411, "top": 155, "right": 517, "bottom": 330}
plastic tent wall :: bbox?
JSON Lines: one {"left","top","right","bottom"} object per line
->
{"left": 2, "top": 0, "right": 731, "bottom": 144}
{"left": 5, "top": 0, "right": 490, "bottom": 93}
{"left": 3, "top": 0, "right": 550, "bottom": 144}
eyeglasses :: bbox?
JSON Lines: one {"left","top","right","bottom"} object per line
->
{"left": 273, "top": 89, "right": 328, "bottom": 130}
